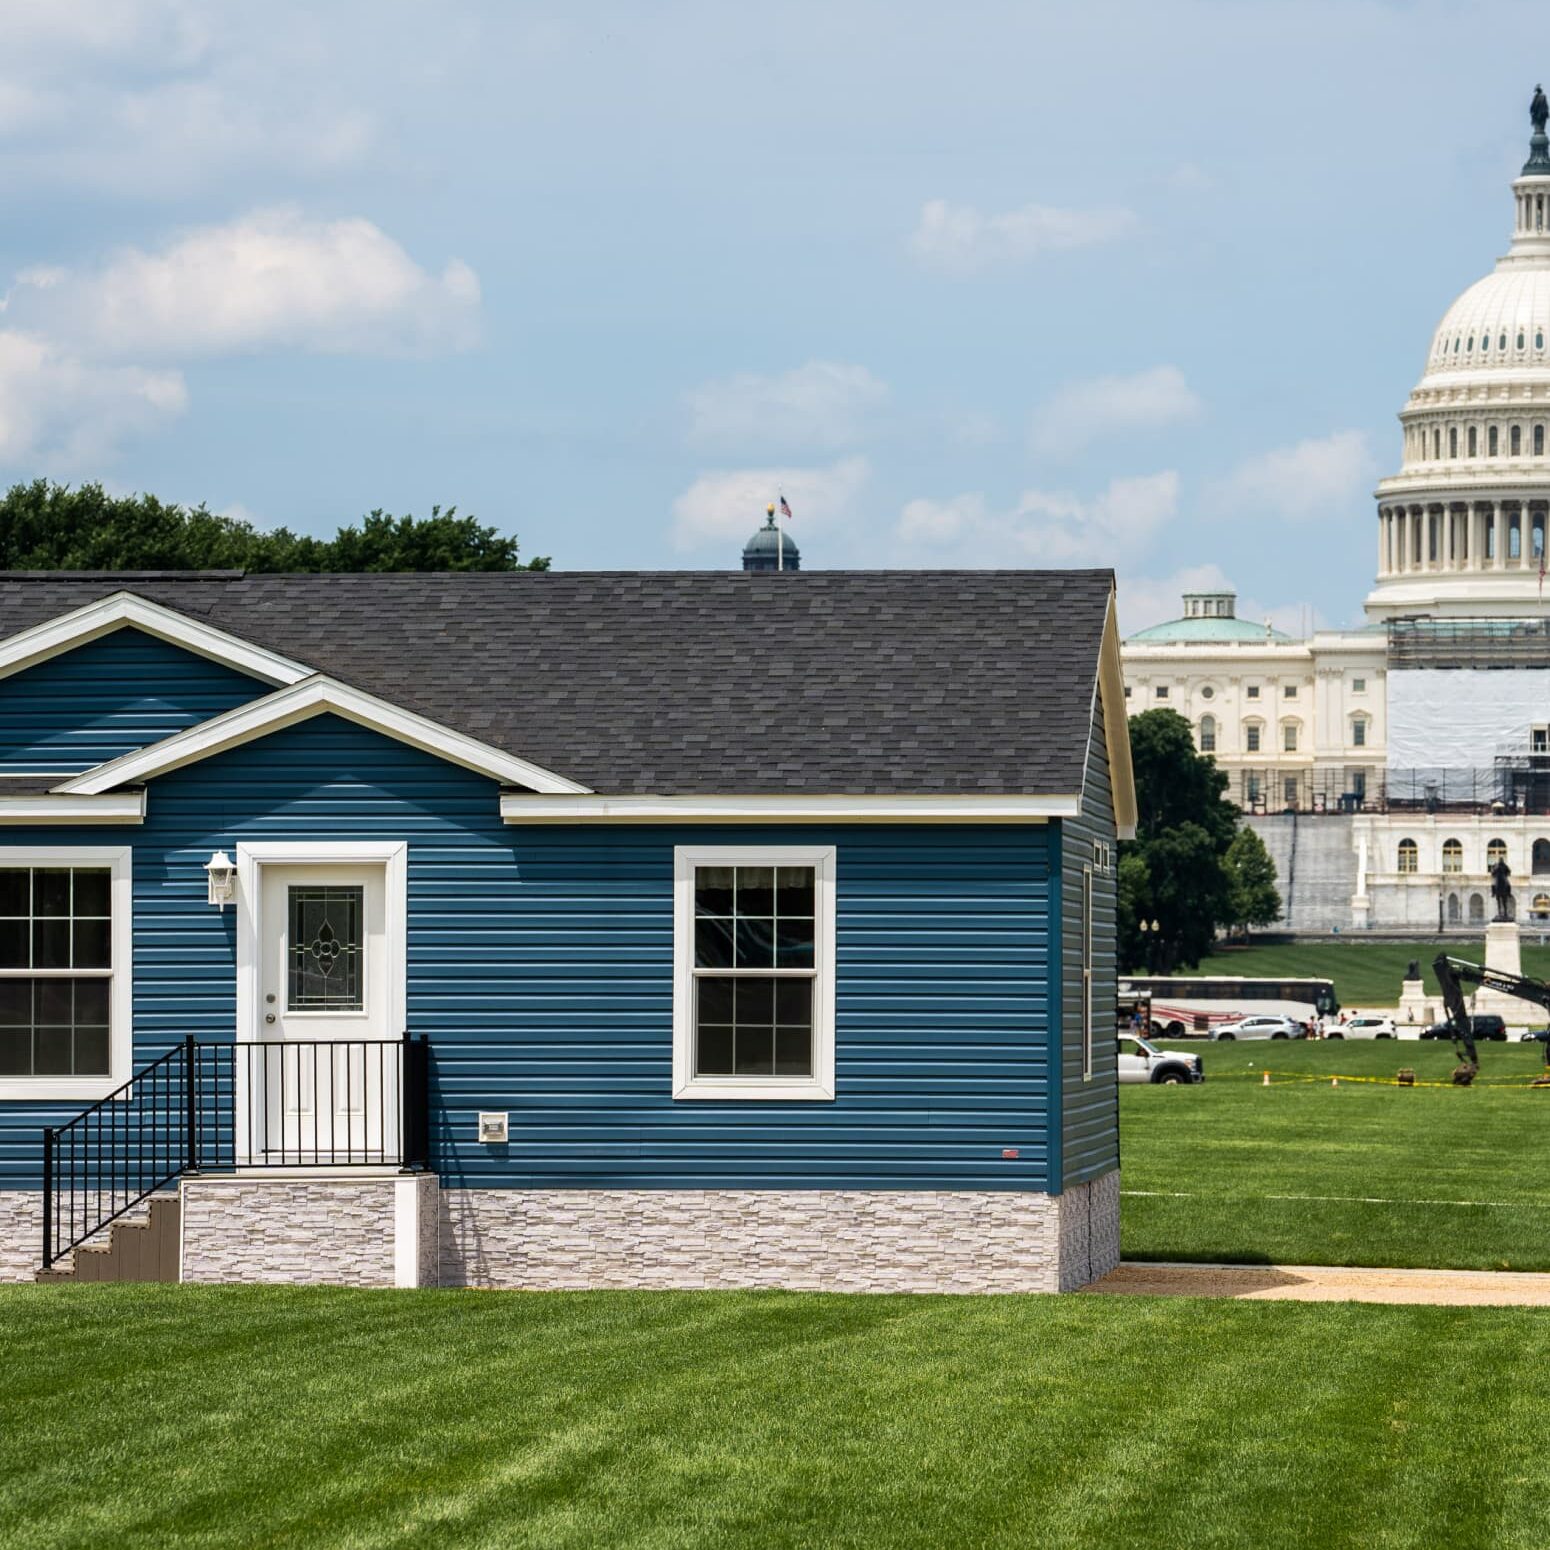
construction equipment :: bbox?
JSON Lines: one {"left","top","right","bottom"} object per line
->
{"left": 1432, "top": 954, "right": 1550, "bottom": 1086}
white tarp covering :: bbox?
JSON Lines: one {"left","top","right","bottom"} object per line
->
{"left": 1387, "top": 668, "right": 1550, "bottom": 769}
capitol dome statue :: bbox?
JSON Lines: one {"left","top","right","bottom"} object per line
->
{"left": 1369, "top": 85, "right": 1550, "bottom": 618}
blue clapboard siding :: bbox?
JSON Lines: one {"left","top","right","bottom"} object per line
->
{"left": 0, "top": 628, "right": 268, "bottom": 772}
{"left": 0, "top": 714, "right": 1056, "bottom": 1193}
{"left": 1060, "top": 692, "right": 1120, "bottom": 1186}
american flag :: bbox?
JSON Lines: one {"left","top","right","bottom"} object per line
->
{"left": 779, "top": 495, "right": 793, "bottom": 520}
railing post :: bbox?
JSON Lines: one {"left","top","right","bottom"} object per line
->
{"left": 399, "top": 1029, "right": 414, "bottom": 1171}
{"left": 41, "top": 1128, "right": 53, "bottom": 1271}
{"left": 184, "top": 1034, "right": 199, "bottom": 1175}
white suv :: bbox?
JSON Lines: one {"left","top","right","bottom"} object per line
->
{"left": 1210, "top": 1014, "right": 1304, "bottom": 1041}
{"left": 1118, "top": 1033, "right": 1204, "bottom": 1084}
{"left": 1336, "top": 1015, "right": 1400, "bottom": 1040}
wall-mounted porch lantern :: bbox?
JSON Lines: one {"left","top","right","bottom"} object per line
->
{"left": 205, "top": 850, "right": 236, "bottom": 910}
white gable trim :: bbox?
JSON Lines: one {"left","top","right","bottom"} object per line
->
{"left": 0, "top": 591, "right": 313, "bottom": 687}
{"left": 61, "top": 675, "right": 591, "bottom": 796}
{"left": 1095, "top": 588, "right": 1138, "bottom": 840}
{"left": 502, "top": 792, "right": 1072, "bottom": 823}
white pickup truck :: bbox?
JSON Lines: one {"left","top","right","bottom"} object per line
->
{"left": 1118, "top": 1033, "right": 1204, "bottom": 1085}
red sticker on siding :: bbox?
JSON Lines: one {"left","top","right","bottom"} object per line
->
{"left": 1001, "top": 1148, "right": 1019, "bottom": 1159}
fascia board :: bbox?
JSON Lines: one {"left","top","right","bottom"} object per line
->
{"left": 0, "top": 591, "right": 312, "bottom": 687}
{"left": 501, "top": 792, "right": 1074, "bottom": 823}
{"left": 1097, "top": 589, "right": 1139, "bottom": 840}
{"left": 0, "top": 792, "right": 145, "bottom": 824}
{"left": 61, "top": 675, "right": 591, "bottom": 796}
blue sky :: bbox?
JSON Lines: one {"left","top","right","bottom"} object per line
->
{"left": 0, "top": 1, "right": 1536, "bottom": 629}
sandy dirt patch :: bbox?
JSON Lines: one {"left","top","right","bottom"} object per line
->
{"left": 1087, "top": 1261, "right": 1550, "bottom": 1306}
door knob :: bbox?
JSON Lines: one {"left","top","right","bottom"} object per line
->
{"left": 265, "top": 1013, "right": 276, "bottom": 1024}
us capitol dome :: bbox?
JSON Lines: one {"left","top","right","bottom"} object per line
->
{"left": 1121, "top": 90, "right": 1550, "bottom": 936}
{"left": 1369, "top": 93, "right": 1550, "bottom": 617}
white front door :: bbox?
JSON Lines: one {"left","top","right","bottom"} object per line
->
{"left": 253, "top": 862, "right": 395, "bottom": 1162}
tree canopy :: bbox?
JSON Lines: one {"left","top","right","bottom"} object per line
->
{"left": 0, "top": 481, "right": 549, "bottom": 572}
{"left": 1119, "top": 708, "right": 1277, "bottom": 972}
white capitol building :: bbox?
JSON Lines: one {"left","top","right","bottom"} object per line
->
{"left": 1121, "top": 96, "right": 1550, "bottom": 931}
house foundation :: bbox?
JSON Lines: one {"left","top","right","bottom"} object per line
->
{"left": 438, "top": 1176, "right": 1122, "bottom": 1294}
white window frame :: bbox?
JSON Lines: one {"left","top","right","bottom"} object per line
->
{"left": 0, "top": 845, "right": 132, "bottom": 1101}
{"left": 672, "top": 844, "right": 836, "bottom": 1102}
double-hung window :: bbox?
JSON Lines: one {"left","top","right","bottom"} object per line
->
{"left": 673, "top": 845, "right": 836, "bottom": 1100}
{"left": 0, "top": 847, "right": 131, "bottom": 1100}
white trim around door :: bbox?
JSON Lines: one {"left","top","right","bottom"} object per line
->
{"left": 234, "top": 842, "right": 408, "bottom": 1052}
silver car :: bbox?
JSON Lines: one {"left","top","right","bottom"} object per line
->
{"left": 1209, "top": 1013, "right": 1305, "bottom": 1042}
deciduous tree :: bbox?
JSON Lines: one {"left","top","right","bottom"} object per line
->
{"left": 0, "top": 481, "right": 548, "bottom": 572}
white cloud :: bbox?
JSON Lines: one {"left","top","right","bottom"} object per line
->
{"left": 1031, "top": 366, "right": 1201, "bottom": 457}
{"left": 0, "top": 2, "right": 374, "bottom": 194}
{"left": 1209, "top": 430, "right": 1376, "bottom": 521}
{"left": 10, "top": 208, "right": 481, "bottom": 359}
{"left": 909, "top": 198, "right": 1139, "bottom": 277}
{"left": 0, "top": 330, "right": 186, "bottom": 470}
{"left": 686, "top": 361, "right": 888, "bottom": 451}
{"left": 672, "top": 457, "right": 870, "bottom": 551}
{"left": 895, "top": 471, "right": 1179, "bottom": 567}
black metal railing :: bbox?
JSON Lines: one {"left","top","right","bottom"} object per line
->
{"left": 42, "top": 1032, "right": 429, "bottom": 1269}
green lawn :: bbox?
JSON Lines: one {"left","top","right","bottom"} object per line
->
{"left": 4, "top": 1284, "right": 1550, "bottom": 1549}
{"left": 1124, "top": 1038, "right": 1550, "bottom": 1269}
{"left": 1185, "top": 939, "right": 1550, "bottom": 1010}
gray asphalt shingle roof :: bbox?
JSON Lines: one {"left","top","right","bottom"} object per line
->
{"left": 0, "top": 570, "right": 1114, "bottom": 796}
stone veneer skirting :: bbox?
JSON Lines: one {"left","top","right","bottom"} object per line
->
{"left": 3, "top": 1174, "right": 1121, "bottom": 1292}
{"left": 180, "top": 1172, "right": 439, "bottom": 1288}
{"left": 439, "top": 1175, "right": 1122, "bottom": 1294}
{"left": 0, "top": 1191, "right": 42, "bottom": 1283}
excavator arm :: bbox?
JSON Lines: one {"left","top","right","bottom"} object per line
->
{"left": 1432, "top": 954, "right": 1550, "bottom": 1083}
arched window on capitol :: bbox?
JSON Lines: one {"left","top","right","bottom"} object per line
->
{"left": 1198, "top": 715, "right": 1216, "bottom": 753}
{"left": 1534, "top": 839, "right": 1550, "bottom": 875}
{"left": 1442, "top": 839, "right": 1463, "bottom": 873}
{"left": 1487, "top": 838, "right": 1507, "bottom": 870}
{"left": 1398, "top": 839, "right": 1418, "bottom": 874}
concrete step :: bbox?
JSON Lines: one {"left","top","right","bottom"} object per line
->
{"left": 36, "top": 1195, "right": 180, "bottom": 1283}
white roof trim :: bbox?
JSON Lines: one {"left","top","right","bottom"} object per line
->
{"left": 61, "top": 675, "right": 591, "bottom": 796}
{"left": 1096, "top": 587, "right": 1139, "bottom": 840}
{"left": 502, "top": 792, "right": 1074, "bottom": 823}
{"left": 0, "top": 791, "right": 145, "bottom": 824}
{"left": 0, "top": 591, "right": 313, "bottom": 687}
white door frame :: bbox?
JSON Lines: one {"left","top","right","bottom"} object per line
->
{"left": 235, "top": 841, "right": 408, "bottom": 1046}
{"left": 233, "top": 841, "right": 408, "bottom": 1164}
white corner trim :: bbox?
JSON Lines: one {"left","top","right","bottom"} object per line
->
{"left": 60, "top": 675, "right": 591, "bottom": 797}
{"left": 0, "top": 792, "right": 145, "bottom": 824}
{"left": 502, "top": 793, "right": 1071, "bottom": 823}
{"left": 394, "top": 1177, "right": 421, "bottom": 1287}
{"left": 0, "top": 591, "right": 312, "bottom": 688}
{"left": 671, "top": 843, "right": 837, "bottom": 1102}
{"left": 0, "top": 844, "right": 133, "bottom": 1102}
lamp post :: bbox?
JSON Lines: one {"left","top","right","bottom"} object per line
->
{"left": 1137, "top": 916, "right": 1162, "bottom": 973}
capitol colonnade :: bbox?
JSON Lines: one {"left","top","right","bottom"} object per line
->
{"left": 1376, "top": 499, "right": 1550, "bottom": 576}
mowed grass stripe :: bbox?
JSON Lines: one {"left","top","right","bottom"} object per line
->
{"left": 1123, "top": 1041, "right": 1550, "bottom": 1269}
{"left": 4, "top": 1286, "right": 1550, "bottom": 1549}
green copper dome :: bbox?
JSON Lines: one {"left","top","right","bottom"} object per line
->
{"left": 1126, "top": 615, "right": 1291, "bottom": 644}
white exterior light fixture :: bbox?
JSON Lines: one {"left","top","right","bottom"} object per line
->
{"left": 205, "top": 850, "right": 236, "bottom": 909}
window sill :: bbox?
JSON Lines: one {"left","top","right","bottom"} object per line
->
{"left": 673, "top": 1076, "right": 835, "bottom": 1102}
{"left": 0, "top": 1075, "right": 122, "bottom": 1102}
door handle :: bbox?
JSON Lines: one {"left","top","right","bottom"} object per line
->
{"left": 265, "top": 1013, "right": 276, "bottom": 1024}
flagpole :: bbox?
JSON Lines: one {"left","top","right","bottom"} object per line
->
{"left": 768, "top": 502, "right": 782, "bottom": 572}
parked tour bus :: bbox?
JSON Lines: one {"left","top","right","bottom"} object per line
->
{"left": 1118, "top": 976, "right": 1340, "bottom": 1038}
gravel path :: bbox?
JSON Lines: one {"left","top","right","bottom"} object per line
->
{"left": 1087, "top": 1261, "right": 1550, "bottom": 1306}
